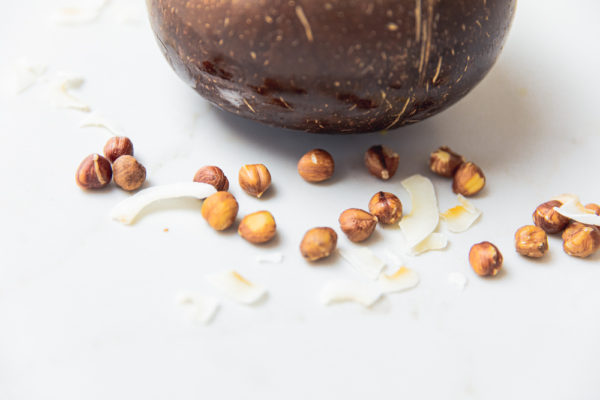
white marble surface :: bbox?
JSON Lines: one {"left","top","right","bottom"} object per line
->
{"left": 1, "top": 1, "right": 600, "bottom": 399}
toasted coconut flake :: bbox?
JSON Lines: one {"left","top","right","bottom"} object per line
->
{"left": 378, "top": 267, "right": 419, "bottom": 293}
{"left": 410, "top": 233, "right": 448, "bottom": 255}
{"left": 13, "top": 59, "right": 47, "bottom": 94}
{"left": 399, "top": 175, "right": 440, "bottom": 247}
{"left": 320, "top": 280, "right": 382, "bottom": 307}
{"left": 441, "top": 194, "right": 481, "bottom": 233}
{"left": 339, "top": 247, "right": 385, "bottom": 280}
{"left": 80, "top": 112, "right": 124, "bottom": 136}
{"left": 255, "top": 252, "right": 284, "bottom": 264}
{"left": 110, "top": 182, "right": 215, "bottom": 224}
{"left": 555, "top": 199, "right": 600, "bottom": 226}
{"left": 176, "top": 292, "right": 219, "bottom": 324}
{"left": 447, "top": 272, "right": 468, "bottom": 291}
{"left": 51, "top": 73, "right": 90, "bottom": 111}
{"left": 206, "top": 270, "right": 266, "bottom": 305}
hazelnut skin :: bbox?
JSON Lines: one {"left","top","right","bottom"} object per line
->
{"left": 297, "top": 149, "right": 335, "bottom": 182}
{"left": 364, "top": 145, "right": 399, "bottom": 180}
{"left": 515, "top": 225, "right": 548, "bottom": 258}
{"left": 238, "top": 211, "right": 277, "bottom": 243}
{"left": 194, "top": 166, "right": 229, "bottom": 191}
{"left": 201, "top": 191, "right": 239, "bottom": 231}
{"left": 75, "top": 154, "right": 112, "bottom": 190}
{"left": 562, "top": 222, "right": 600, "bottom": 258}
{"left": 300, "top": 227, "right": 338, "bottom": 261}
{"left": 469, "top": 241, "right": 503, "bottom": 277}
{"left": 112, "top": 155, "right": 146, "bottom": 191}
{"left": 239, "top": 164, "right": 271, "bottom": 198}
{"left": 452, "top": 162, "right": 485, "bottom": 196}
{"left": 338, "top": 208, "right": 378, "bottom": 242}
{"left": 368, "top": 191, "right": 403, "bottom": 224}
{"left": 103, "top": 136, "right": 134, "bottom": 163}
{"left": 429, "top": 146, "right": 465, "bottom": 177}
{"left": 533, "top": 200, "right": 569, "bottom": 234}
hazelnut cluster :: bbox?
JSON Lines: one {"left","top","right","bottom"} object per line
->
{"left": 429, "top": 146, "right": 486, "bottom": 197}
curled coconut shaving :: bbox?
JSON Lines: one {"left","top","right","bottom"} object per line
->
{"left": 320, "top": 280, "right": 382, "bottom": 307}
{"left": 176, "top": 292, "right": 220, "bottom": 324}
{"left": 206, "top": 270, "right": 266, "bottom": 305}
{"left": 554, "top": 198, "right": 600, "bottom": 226}
{"left": 410, "top": 232, "right": 448, "bottom": 255}
{"left": 378, "top": 267, "right": 419, "bottom": 293}
{"left": 440, "top": 194, "right": 481, "bottom": 233}
{"left": 399, "top": 175, "right": 440, "bottom": 248}
{"left": 51, "top": 73, "right": 90, "bottom": 111}
{"left": 339, "top": 247, "right": 385, "bottom": 280}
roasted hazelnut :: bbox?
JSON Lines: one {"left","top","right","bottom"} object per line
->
{"left": 452, "top": 162, "right": 485, "bottom": 196}
{"left": 238, "top": 211, "right": 276, "bottom": 243}
{"left": 300, "top": 227, "right": 338, "bottom": 261}
{"left": 239, "top": 164, "right": 271, "bottom": 198}
{"left": 429, "top": 146, "right": 465, "bottom": 177}
{"left": 338, "top": 208, "right": 378, "bottom": 242}
{"left": 193, "top": 165, "right": 229, "bottom": 191}
{"left": 103, "top": 136, "right": 134, "bottom": 163}
{"left": 533, "top": 200, "right": 569, "bottom": 234}
{"left": 562, "top": 222, "right": 600, "bottom": 258}
{"left": 364, "top": 145, "right": 399, "bottom": 180}
{"left": 515, "top": 225, "right": 548, "bottom": 258}
{"left": 585, "top": 203, "right": 600, "bottom": 216}
{"left": 368, "top": 191, "right": 403, "bottom": 224}
{"left": 297, "top": 149, "right": 335, "bottom": 182}
{"left": 201, "top": 191, "right": 239, "bottom": 231}
{"left": 75, "top": 154, "right": 112, "bottom": 190}
{"left": 469, "top": 241, "right": 503, "bottom": 277}
{"left": 112, "top": 155, "right": 146, "bottom": 191}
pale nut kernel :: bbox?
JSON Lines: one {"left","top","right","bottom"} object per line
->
{"left": 368, "top": 191, "right": 403, "bottom": 224}
{"left": 300, "top": 227, "right": 338, "bottom": 261}
{"left": 515, "top": 225, "right": 548, "bottom": 258}
{"left": 103, "top": 136, "right": 134, "bottom": 163}
{"left": 452, "top": 162, "right": 485, "bottom": 196}
{"left": 194, "top": 166, "right": 229, "bottom": 191}
{"left": 533, "top": 200, "right": 569, "bottom": 234}
{"left": 364, "top": 145, "right": 399, "bottom": 180}
{"left": 338, "top": 208, "right": 378, "bottom": 242}
{"left": 297, "top": 149, "right": 335, "bottom": 182}
{"left": 201, "top": 191, "right": 239, "bottom": 231}
{"left": 429, "top": 146, "right": 465, "bottom": 177}
{"left": 112, "top": 155, "right": 146, "bottom": 191}
{"left": 75, "top": 154, "right": 112, "bottom": 190}
{"left": 239, "top": 164, "right": 271, "bottom": 198}
{"left": 469, "top": 241, "right": 503, "bottom": 277}
{"left": 562, "top": 222, "right": 600, "bottom": 258}
{"left": 238, "top": 211, "right": 276, "bottom": 243}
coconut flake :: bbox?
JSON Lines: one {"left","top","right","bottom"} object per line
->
{"left": 176, "top": 292, "right": 219, "bottom": 324}
{"left": 399, "top": 175, "right": 440, "bottom": 247}
{"left": 555, "top": 199, "right": 600, "bottom": 226}
{"left": 410, "top": 233, "right": 448, "bottom": 255}
{"left": 51, "top": 0, "right": 109, "bottom": 25}
{"left": 378, "top": 267, "right": 419, "bottom": 294}
{"left": 80, "top": 112, "right": 124, "bottom": 136}
{"left": 51, "top": 73, "right": 90, "bottom": 111}
{"left": 255, "top": 252, "right": 284, "bottom": 264}
{"left": 382, "top": 249, "right": 404, "bottom": 272}
{"left": 13, "top": 59, "right": 47, "bottom": 94}
{"left": 110, "top": 182, "right": 215, "bottom": 224}
{"left": 320, "top": 280, "right": 382, "bottom": 307}
{"left": 339, "top": 247, "right": 385, "bottom": 280}
{"left": 206, "top": 270, "right": 266, "bottom": 305}
{"left": 447, "top": 272, "right": 468, "bottom": 291}
{"left": 441, "top": 194, "right": 481, "bottom": 233}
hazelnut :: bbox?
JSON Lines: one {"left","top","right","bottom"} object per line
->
{"left": 469, "top": 241, "right": 503, "bottom": 277}
{"left": 239, "top": 164, "right": 271, "bottom": 198}
{"left": 300, "top": 227, "right": 338, "bottom": 261}
{"left": 515, "top": 225, "right": 548, "bottom": 258}
{"left": 75, "top": 154, "right": 112, "bottom": 190}
{"left": 429, "top": 146, "right": 465, "bottom": 177}
{"left": 194, "top": 166, "right": 229, "bottom": 191}
{"left": 364, "top": 145, "right": 399, "bottom": 180}
{"left": 452, "top": 162, "right": 485, "bottom": 196}
{"left": 103, "top": 136, "right": 134, "bottom": 163}
{"left": 585, "top": 203, "right": 600, "bottom": 216}
{"left": 297, "top": 149, "right": 335, "bottom": 182}
{"left": 533, "top": 200, "right": 569, "bottom": 234}
{"left": 562, "top": 222, "right": 600, "bottom": 258}
{"left": 201, "top": 191, "right": 239, "bottom": 231}
{"left": 112, "top": 155, "right": 146, "bottom": 191}
{"left": 238, "top": 211, "right": 276, "bottom": 243}
{"left": 368, "top": 191, "right": 403, "bottom": 224}
{"left": 338, "top": 208, "right": 378, "bottom": 242}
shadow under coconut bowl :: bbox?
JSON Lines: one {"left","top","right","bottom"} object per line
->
{"left": 147, "top": 0, "right": 516, "bottom": 133}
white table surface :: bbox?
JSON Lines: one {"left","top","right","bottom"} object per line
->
{"left": 1, "top": 1, "right": 600, "bottom": 399}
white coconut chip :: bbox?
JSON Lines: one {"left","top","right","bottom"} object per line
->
{"left": 110, "top": 182, "right": 215, "bottom": 224}
{"left": 410, "top": 232, "right": 448, "bottom": 255}
{"left": 320, "top": 280, "right": 382, "bottom": 307}
{"left": 175, "top": 292, "right": 220, "bottom": 324}
{"left": 255, "top": 252, "right": 284, "bottom": 264}
{"left": 206, "top": 270, "right": 266, "bottom": 305}
{"left": 378, "top": 267, "right": 419, "bottom": 294}
{"left": 51, "top": 0, "right": 110, "bottom": 25}
{"left": 339, "top": 247, "right": 385, "bottom": 280}
{"left": 51, "top": 73, "right": 90, "bottom": 111}
{"left": 382, "top": 249, "right": 404, "bottom": 273}
{"left": 440, "top": 194, "right": 481, "bottom": 233}
{"left": 13, "top": 59, "right": 47, "bottom": 94}
{"left": 551, "top": 193, "right": 579, "bottom": 205}
{"left": 555, "top": 199, "right": 600, "bottom": 226}
{"left": 80, "top": 112, "right": 125, "bottom": 136}
{"left": 447, "top": 272, "right": 468, "bottom": 291}
{"left": 399, "top": 175, "right": 440, "bottom": 248}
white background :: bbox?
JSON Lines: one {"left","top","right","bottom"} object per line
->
{"left": 1, "top": 1, "right": 600, "bottom": 399}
